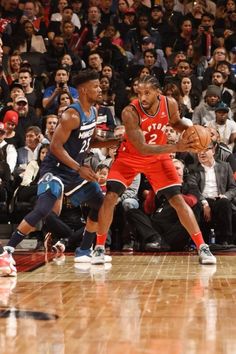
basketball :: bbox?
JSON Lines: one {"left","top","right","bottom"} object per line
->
{"left": 183, "top": 125, "right": 211, "bottom": 151}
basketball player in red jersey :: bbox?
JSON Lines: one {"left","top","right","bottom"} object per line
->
{"left": 92, "top": 75, "right": 216, "bottom": 265}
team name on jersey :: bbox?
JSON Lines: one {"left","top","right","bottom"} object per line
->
{"left": 143, "top": 122, "right": 167, "bottom": 134}
{"left": 78, "top": 129, "right": 94, "bottom": 139}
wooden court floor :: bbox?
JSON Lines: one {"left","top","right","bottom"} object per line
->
{"left": 1, "top": 252, "right": 236, "bottom": 354}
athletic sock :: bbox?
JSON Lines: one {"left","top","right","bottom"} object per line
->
{"left": 7, "top": 230, "right": 26, "bottom": 249}
{"left": 80, "top": 230, "right": 95, "bottom": 250}
{"left": 191, "top": 231, "right": 205, "bottom": 250}
{"left": 96, "top": 233, "right": 107, "bottom": 248}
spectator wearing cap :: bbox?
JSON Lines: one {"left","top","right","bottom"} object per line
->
{"left": 125, "top": 12, "right": 162, "bottom": 57}
{"left": 8, "top": 82, "right": 24, "bottom": 106}
{"left": 207, "top": 102, "right": 236, "bottom": 151}
{"left": 131, "top": 35, "right": 167, "bottom": 72}
{"left": 193, "top": 84, "right": 233, "bottom": 125}
{"left": 0, "top": 122, "right": 17, "bottom": 174}
{"left": 3, "top": 110, "right": 21, "bottom": 148}
{"left": 13, "top": 96, "right": 40, "bottom": 147}
{"left": 207, "top": 70, "right": 235, "bottom": 111}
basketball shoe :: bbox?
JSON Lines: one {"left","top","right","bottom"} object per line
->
{"left": 52, "top": 240, "right": 66, "bottom": 253}
{"left": 0, "top": 251, "right": 17, "bottom": 277}
{"left": 198, "top": 244, "right": 217, "bottom": 265}
{"left": 74, "top": 247, "right": 112, "bottom": 263}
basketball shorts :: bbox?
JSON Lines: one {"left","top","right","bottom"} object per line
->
{"left": 108, "top": 155, "right": 181, "bottom": 194}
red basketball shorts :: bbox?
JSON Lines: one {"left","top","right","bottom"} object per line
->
{"left": 108, "top": 154, "right": 181, "bottom": 193}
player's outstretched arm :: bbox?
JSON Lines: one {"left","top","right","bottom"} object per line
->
{"left": 122, "top": 105, "right": 198, "bottom": 155}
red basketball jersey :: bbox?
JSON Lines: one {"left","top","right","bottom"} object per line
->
{"left": 119, "top": 95, "right": 170, "bottom": 161}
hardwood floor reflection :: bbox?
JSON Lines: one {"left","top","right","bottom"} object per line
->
{"left": 1, "top": 253, "right": 236, "bottom": 354}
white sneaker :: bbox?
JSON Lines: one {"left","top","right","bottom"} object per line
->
{"left": 74, "top": 247, "right": 112, "bottom": 263}
{"left": 52, "top": 241, "right": 66, "bottom": 253}
{"left": 198, "top": 244, "right": 217, "bottom": 265}
{"left": 91, "top": 247, "right": 105, "bottom": 265}
{"left": 0, "top": 251, "right": 17, "bottom": 277}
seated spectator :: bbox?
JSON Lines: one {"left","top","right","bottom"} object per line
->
{"left": 48, "top": 6, "right": 81, "bottom": 40}
{"left": 202, "top": 47, "right": 229, "bottom": 89}
{"left": 207, "top": 70, "right": 235, "bottom": 110}
{"left": 0, "top": 122, "right": 17, "bottom": 174}
{"left": 207, "top": 102, "right": 236, "bottom": 151}
{"left": 3, "top": 110, "right": 21, "bottom": 149}
{"left": 15, "top": 125, "right": 42, "bottom": 179}
{"left": 20, "top": 0, "right": 48, "bottom": 37}
{"left": 42, "top": 67, "right": 78, "bottom": 115}
{"left": 192, "top": 84, "right": 232, "bottom": 125}
{"left": 0, "top": 147, "right": 11, "bottom": 204}
{"left": 128, "top": 48, "right": 165, "bottom": 87}
{"left": 164, "top": 59, "right": 202, "bottom": 98}
{"left": 6, "top": 53, "right": 22, "bottom": 85}
{"left": 13, "top": 96, "right": 41, "bottom": 147}
{"left": 18, "top": 68, "right": 43, "bottom": 117}
{"left": 125, "top": 12, "right": 162, "bottom": 56}
{"left": 76, "top": 6, "right": 106, "bottom": 59}
{"left": 216, "top": 60, "right": 236, "bottom": 91}
{"left": 101, "top": 63, "right": 128, "bottom": 119}
{"left": 15, "top": 20, "right": 46, "bottom": 54}
{"left": 172, "top": 18, "right": 194, "bottom": 53}
{"left": 49, "top": 3, "right": 81, "bottom": 37}
{"left": 61, "top": 20, "right": 81, "bottom": 55}
{"left": 179, "top": 76, "right": 200, "bottom": 118}
{"left": 6, "top": 82, "right": 24, "bottom": 108}
{"left": 42, "top": 114, "right": 58, "bottom": 143}
{"left": 60, "top": 53, "right": 85, "bottom": 76}
{"left": 16, "top": 143, "right": 50, "bottom": 204}
{"left": 57, "top": 91, "right": 74, "bottom": 118}
{"left": 42, "top": 35, "right": 83, "bottom": 74}
{"left": 209, "top": 126, "right": 236, "bottom": 176}
{"left": 188, "top": 142, "right": 236, "bottom": 244}
{"left": 127, "top": 76, "right": 139, "bottom": 102}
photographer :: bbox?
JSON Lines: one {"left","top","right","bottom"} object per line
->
{"left": 193, "top": 12, "right": 220, "bottom": 60}
{"left": 42, "top": 67, "right": 78, "bottom": 115}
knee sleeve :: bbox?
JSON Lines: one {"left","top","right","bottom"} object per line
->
{"left": 24, "top": 190, "right": 57, "bottom": 227}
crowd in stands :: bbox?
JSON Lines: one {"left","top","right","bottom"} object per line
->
{"left": 1, "top": 0, "right": 236, "bottom": 252}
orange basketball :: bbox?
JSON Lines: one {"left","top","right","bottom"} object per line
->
{"left": 183, "top": 125, "right": 211, "bottom": 151}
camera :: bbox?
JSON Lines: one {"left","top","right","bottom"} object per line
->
{"left": 58, "top": 82, "right": 64, "bottom": 88}
{"left": 202, "top": 25, "right": 210, "bottom": 31}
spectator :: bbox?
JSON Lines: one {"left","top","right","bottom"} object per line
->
{"left": 0, "top": 147, "right": 11, "bottom": 204}
{"left": 15, "top": 20, "right": 46, "bottom": 54}
{"left": 173, "top": 18, "right": 194, "bottom": 53}
{"left": 192, "top": 84, "right": 230, "bottom": 125}
{"left": 13, "top": 96, "right": 41, "bottom": 147}
{"left": 188, "top": 142, "right": 236, "bottom": 244}
{"left": 18, "top": 69, "right": 42, "bottom": 117}
{"left": 20, "top": 0, "right": 48, "bottom": 37}
{"left": 3, "top": 110, "right": 21, "bottom": 148}
{"left": 15, "top": 125, "right": 42, "bottom": 179}
{"left": 42, "top": 67, "right": 78, "bottom": 114}
{"left": 207, "top": 101, "right": 236, "bottom": 151}
{"left": 0, "top": 122, "right": 17, "bottom": 174}
{"left": 57, "top": 91, "right": 74, "bottom": 118}
{"left": 208, "top": 126, "right": 236, "bottom": 176}
{"left": 6, "top": 53, "right": 22, "bottom": 85}
{"left": 42, "top": 114, "right": 58, "bottom": 143}
{"left": 16, "top": 143, "right": 50, "bottom": 204}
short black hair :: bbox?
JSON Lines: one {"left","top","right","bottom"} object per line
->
{"left": 73, "top": 69, "right": 100, "bottom": 87}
